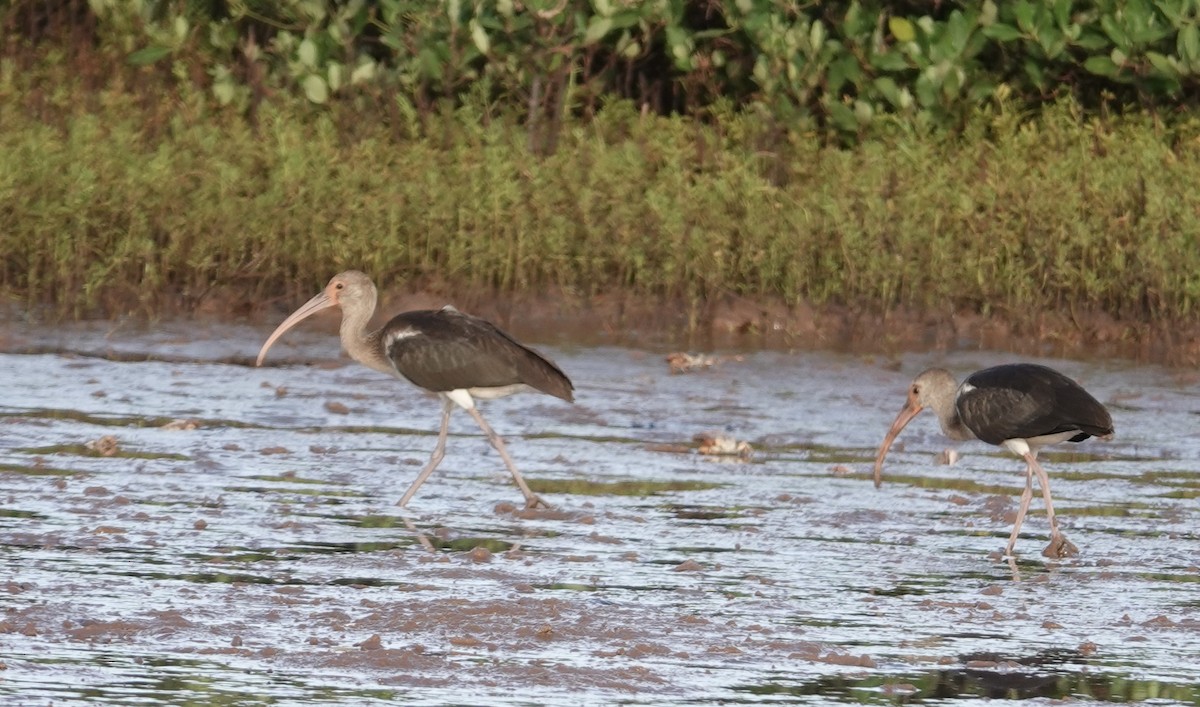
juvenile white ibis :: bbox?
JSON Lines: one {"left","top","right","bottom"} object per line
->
{"left": 256, "top": 271, "right": 574, "bottom": 509}
{"left": 873, "top": 363, "right": 1113, "bottom": 559}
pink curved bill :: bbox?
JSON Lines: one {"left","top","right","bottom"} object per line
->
{"left": 872, "top": 399, "right": 923, "bottom": 488}
{"left": 255, "top": 291, "right": 337, "bottom": 366}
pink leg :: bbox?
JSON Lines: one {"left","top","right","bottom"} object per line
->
{"left": 1004, "top": 460, "right": 1036, "bottom": 558}
{"left": 1028, "top": 453, "right": 1079, "bottom": 558}
{"left": 396, "top": 400, "right": 453, "bottom": 508}
{"left": 465, "top": 407, "right": 549, "bottom": 509}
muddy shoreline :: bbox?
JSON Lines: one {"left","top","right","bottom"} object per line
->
{"left": 6, "top": 288, "right": 1200, "bottom": 366}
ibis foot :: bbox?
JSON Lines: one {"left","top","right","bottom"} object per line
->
{"left": 1042, "top": 533, "right": 1079, "bottom": 559}
{"left": 523, "top": 494, "right": 552, "bottom": 510}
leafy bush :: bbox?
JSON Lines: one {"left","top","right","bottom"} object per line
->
{"left": 14, "top": 0, "right": 1200, "bottom": 145}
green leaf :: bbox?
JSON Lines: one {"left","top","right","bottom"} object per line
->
{"left": 298, "top": 38, "right": 318, "bottom": 68}
{"left": 945, "top": 10, "right": 972, "bottom": 54}
{"left": 327, "top": 62, "right": 344, "bottom": 92}
{"left": 665, "top": 26, "right": 694, "bottom": 70}
{"left": 583, "top": 16, "right": 613, "bottom": 45}
{"left": 469, "top": 19, "right": 489, "bottom": 55}
{"left": 981, "top": 0, "right": 998, "bottom": 26}
{"left": 1051, "top": 0, "right": 1071, "bottom": 29}
{"left": 873, "top": 76, "right": 902, "bottom": 106}
{"left": 827, "top": 101, "right": 858, "bottom": 133}
{"left": 1023, "top": 58, "right": 1046, "bottom": 89}
{"left": 826, "top": 54, "right": 862, "bottom": 94}
{"left": 853, "top": 99, "right": 873, "bottom": 125}
{"left": 942, "top": 66, "right": 964, "bottom": 97}
{"left": 889, "top": 16, "right": 916, "bottom": 43}
{"left": 1179, "top": 24, "right": 1200, "bottom": 64}
{"left": 1100, "top": 15, "right": 1130, "bottom": 51}
{"left": 1084, "top": 55, "right": 1120, "bottom": 77}
{"left": 843, "top": 1, "right": 869, "bottom": 35}
{"left": 967, "top": 79, "right": 997, "bottom": 101}
{"left": 914, "top": 72, "right": 938, "bottom": 107}
{"left": 609, "top": 11, "right": 643, "bottom": 31}
{"left": 303, "top": 74, "right": 329, "bottom": 104}
{"left": 350, "top": 58, "right": 376, "bottom": 85}
{"left": 127, "top": 45, "right": 172, "bottom": 66}
{"left": 1072, "top": 30, "right": 1111, "bottom": 51}
{"left": 1013, "top": 0, "right": 1036, "bottom": 32}
{"left": 1146, "top": 51, "right": 1180, "bottom": 78}
{"left": 983, "top": 23, "right": 1022, "bottom": 42}
{"left": 810, "top": 20, "right": 826, "bottom": 51}
{"left": 870, "top": 50, "right": 909, "bottom": 72}
{"left": 1038, "top": 26, "right": 1065, "bottom": 59}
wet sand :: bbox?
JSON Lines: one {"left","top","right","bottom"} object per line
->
{"left": 0, "top": 321, "right": 1198, "bottom": 704}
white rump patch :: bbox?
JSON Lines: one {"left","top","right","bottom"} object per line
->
{"left": 1001, "top": 438, "right": 1032, "bottom": 457}
{"left": 1003, "top": 430, "right": 1077, "bottom": 456}
{"left": 444, "top": 388, "right": 475, "bottom": 410}
{"left": 440, "top": 305, "right": 459, "bottom": 313}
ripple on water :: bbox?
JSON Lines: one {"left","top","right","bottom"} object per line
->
{"left": 1, "top": 341, "right": 1199, "bottom": 704}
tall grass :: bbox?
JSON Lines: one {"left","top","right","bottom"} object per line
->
{"left": 2, "top": 65, "right": 1199, "bottom": 330}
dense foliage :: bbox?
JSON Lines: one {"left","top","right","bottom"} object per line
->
{"left": 7, "top": 1, "right": 1200, "bottom": 144}
{"left": 2, "top": 1, "right": 1199, "bottom": 337}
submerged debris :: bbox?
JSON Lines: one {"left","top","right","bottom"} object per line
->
{"left": 665, "top": 352, "right": 745, "bottom": 374}
{"left": 161, "top": 418, "right": 199, "bottom": 431}
{"left": 694, "top": 433, "right": 752, "bottom": 459}
{"left": 84, "top": 435, "right": 120, "bottom": 457}
{"left": 936, "top": 449, "right": 961, "bottom": 465}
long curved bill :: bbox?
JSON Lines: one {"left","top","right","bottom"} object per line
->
{"left": 255, "top": 291, "right": 337, "bottom": 366}
{"left": 872, "top": 399, "right": 923, "bottom": 488}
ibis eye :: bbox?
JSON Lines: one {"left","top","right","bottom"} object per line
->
{"left": 335, "top": 283, "right": 344, "bottom": 290}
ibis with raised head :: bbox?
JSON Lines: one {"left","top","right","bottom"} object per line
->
{"left": 873, "top": 363, "right": 1113, "bottom": 559}
{"left": 256, "top": 271, "right": 574, "bottom": 509}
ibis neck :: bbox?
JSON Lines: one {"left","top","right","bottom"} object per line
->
{"left": 935, "top": 405, "right": 975, "bottom": 441}
{"left": 923, "top": 382, "right": 975, "bottom": 442}
{"left": 338, "top": 302, "right": 395, "bottom": 376}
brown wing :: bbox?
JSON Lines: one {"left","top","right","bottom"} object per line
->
{"left": 382, "top": 308, "right": 573, "bottom": 402}
{"left": 958, "top": 364, "right": 1112, "bottom": 445}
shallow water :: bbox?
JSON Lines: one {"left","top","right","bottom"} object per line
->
{"left": 1, "top": 322, "right": 1198, "bottom": 705}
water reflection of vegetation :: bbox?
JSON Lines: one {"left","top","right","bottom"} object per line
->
{"left": 113, "top": 568, "right": 415, "bottom": 588}
{"left": 190, "top": 540, "right": 414, "bottom": 563}
{"left": 223, "top": 485, "right": 365, "bottom": 499}
{"left": 873, "top": 474, "right": 1018, "bottom": 495}
{"left": 0, "top": 461, "right": 80, "bottom": 476}
{"left": 527, "top": 479, "right": 723, "bottom": 496}
{"left": 0, "top": 408, "right": 252, "bottom": 429}
{"left": 27, "top": 652, "right": 398, "bottom": 704}
{"left": 0, "top": 507, "right": 46, "bottom": 520}
{"left": 737, "top": 667, "right": 1199, "bottom": 704}
{"left": 665, "top": 504, "right": 744, "bottom": 520}
{"left": 426, "top": 537, "right": 515, "bottom": 553}
{"left": 16, "top": 443, "right": 189, "bottom": 461}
